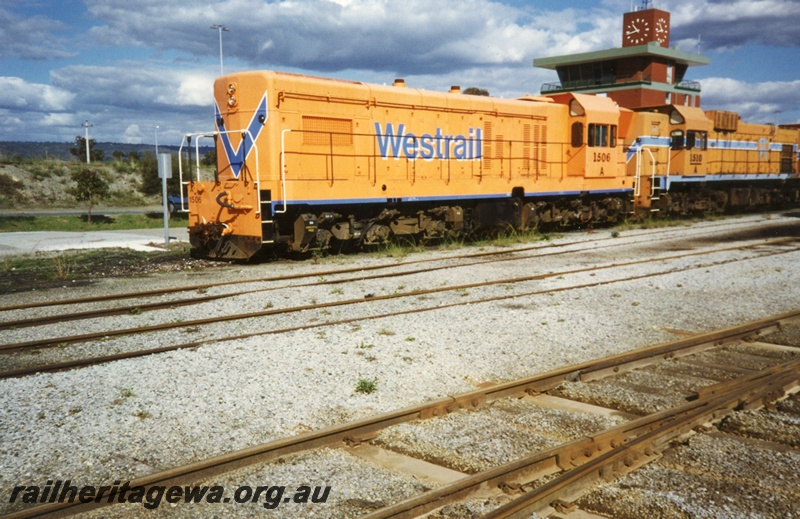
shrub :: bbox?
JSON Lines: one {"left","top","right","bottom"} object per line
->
{"left": 0, "top": 173, "right": 25, "bottom": 206}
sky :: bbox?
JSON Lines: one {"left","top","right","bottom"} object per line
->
{"left": 1, "top": 0, "right": 798, "bottom": 146}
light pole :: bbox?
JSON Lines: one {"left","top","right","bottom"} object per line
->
{"left": 82, "top": 120, "right": 93, "bottom": 164}
{"left": 154, "top": 125, "right": 160, "bottom": 155}
{"left": 210, "top": 24, "right": 229, "bottom": 76}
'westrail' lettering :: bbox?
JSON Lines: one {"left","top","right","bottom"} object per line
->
{"left": 375, "top": 123, "right": 482, "bottom": 161}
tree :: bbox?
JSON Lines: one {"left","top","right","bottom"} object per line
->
{"left": 139, "top": 152, "right": 179, "bottom": 196}
{"left": 463, "top": 87, "right": 490, "bottom": 96}
{"left": 69, "top": 136, "right": 104, "bottom": 163}
{"left": 112, "top": 150, "right": 125, "bottom": 162}
{"left": 69, "top": 169, "right": 110, "bottom": 223}
{"left": 139, "top": 152, "right": 160, "bottom": 196}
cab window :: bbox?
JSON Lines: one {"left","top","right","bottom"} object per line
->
{"left": 571, "top": 122, "right": 584, "bottom": 147}
{"left": 686, "top": 130, "right": 707, "bottom": 151}
{"left": 588, "top": 124, "right": 617, "bottom": 148}
{"left": 670, "top": 130, "right": 684, "bottom": 150}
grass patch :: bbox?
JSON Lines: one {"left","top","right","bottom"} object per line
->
{"left": 0, "top": 213, "right": 186, "bottom": 233}
{"left": 0, "top": 243, "right": 195, "bottom": 294}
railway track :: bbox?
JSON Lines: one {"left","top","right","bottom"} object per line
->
{"left": 0, "top": 214, "right": 784, "bottom": 315}
{"left": 6, "top": 311, "right": 800, "bottom": 518}
{"left": 3, "top": 213, "right": 800, "bottom": 519}
{"left": 1, "top": 235, "right": 797, "bottom": 378}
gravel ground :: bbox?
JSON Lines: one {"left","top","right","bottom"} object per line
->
{"left": 2, "top": 213, "right": 800, "bottom": 517}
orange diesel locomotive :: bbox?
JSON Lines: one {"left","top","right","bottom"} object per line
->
{"left": 179, "top": 71, "right": 798, "bottom": 260}
{"left": 181, "top": 72, "right": 637, "bottom": 259}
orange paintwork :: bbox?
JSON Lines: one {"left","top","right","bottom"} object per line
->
{"left": 183, "top": 69, "right": 799, "bottom": 257}
{"left": 188, "top": 71, "right": 632, "bottom": 242}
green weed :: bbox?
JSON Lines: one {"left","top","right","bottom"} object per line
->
{"left": 355, "top": 378, "right": 378, "bottom": 394}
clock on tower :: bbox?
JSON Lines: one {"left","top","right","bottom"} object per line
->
{"left": 655, "top": 16, "right": 670, "bottom": 45}
{"left": 622, "top": 9, "right": 670, "bottom": 47}
{"left": 624, "top": 15, "right": 651, "bottom": 45}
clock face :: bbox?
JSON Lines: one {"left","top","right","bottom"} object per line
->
{"left": 624, "top": 16, "right": 651, "bottom": 45}
{"left": 655, "top": 17, "right": 670, "bottom": 44}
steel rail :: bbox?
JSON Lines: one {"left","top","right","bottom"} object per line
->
{"left": 0, "top": 235, "right": 634, "bottom": 331}
{"left": 361, "top": 357, "right": 800, "bottom": 519}
{"left": 0, "top": 239, "right": 563, "bottom": 312}
{"left": 6, "top": 311, "right": 800, "bottom": 518}
{"left": 481, "top": 359, "right": 800, "bottom": 519}
{"left": 2, "top": 244, "right": 798, "bottom": 379}
{"left": 0, "top": 215, "right": 770, "bottom": 312}
{"left": 0, "top": 220, "right": 707, "bottom": 318}
{"left": 2, "top": 238, "right": 795, "bottom": 356}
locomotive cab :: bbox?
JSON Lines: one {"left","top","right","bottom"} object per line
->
{"left": 552, "top": 94, "right": 623, "bottom": 179}
{"left": 662, "top": 105, "right": 711, "bottom": 177}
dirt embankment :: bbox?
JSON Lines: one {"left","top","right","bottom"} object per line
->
{"left": 0, "top": 161, "right": 153, "bottom": 209}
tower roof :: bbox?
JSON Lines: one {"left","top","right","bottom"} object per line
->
{"left": 534, "top": 42, "right": 710, "bottom": 70}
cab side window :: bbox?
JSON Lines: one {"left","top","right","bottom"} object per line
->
{"left": 670, "top": 130, "right": 684, "bottom": 150}
{"left": 571, "top": 122, "right": 584, "bottom": 147}
{"left": 588, "top": 124, "right": 617, "bottom": 148}
{"left": 686, "top": 130, "right": 707, "bottom": 151}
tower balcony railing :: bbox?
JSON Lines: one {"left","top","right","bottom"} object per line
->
{"left": 541, "top": 75, "right": 702, "bottom": 94}
{"left": 541, "top": 73, "right": 653, "bottom": 93}
{"left": 675, "top": 80, "right": 702, "bottom": 92}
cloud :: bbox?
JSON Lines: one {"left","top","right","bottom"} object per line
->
{"left": 0, "top": 77, "right": 75, "bottom": 111}
{"left": 82, "top": 0, "right": 618, "bottom": 75}
{"left": 671, "top": 0, "right": 800, "bottom": 50}
{"left": 701, "top": 77, "right": 800, "bottom": 122}
{"left": 5, "top": 0, "right": 798, "bottom": 143}
{"left": 123, "top": 124, "right": 143, "bottom": 144}
{"left": 41, "top": 113, "right": 76, "bottom": 127}
{"left": 40, "top": 64, "right": 214, "bottom": 143}
{"left": 50, "top": 65, "right": 214, "bottom": 110}
{"left": 0, "top": 7, "right": 76, "bottom": 60}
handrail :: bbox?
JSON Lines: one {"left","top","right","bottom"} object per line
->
{"left": 276, "top": 129, "right": 291, "bottom": 214}
{"left": 630, "top": 144, "right": 662, "bottom": 198}
{"left": 178, "top": 129, "right": 262, "bottom": 216}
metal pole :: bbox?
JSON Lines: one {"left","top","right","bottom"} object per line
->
{"left": 162, "top": 160, "right": 169, "bottom": 246}
{"left": 158, "top": 153, "right": 173, "bottom": 247}
{"left": 82, "top": 120, "right": 93, "bottom": 164}
{"left": 156, "top": 125, "right": 167, "bottom": 245}
{"left": 210, "top": 24, "right": 229, "bottom": 76}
